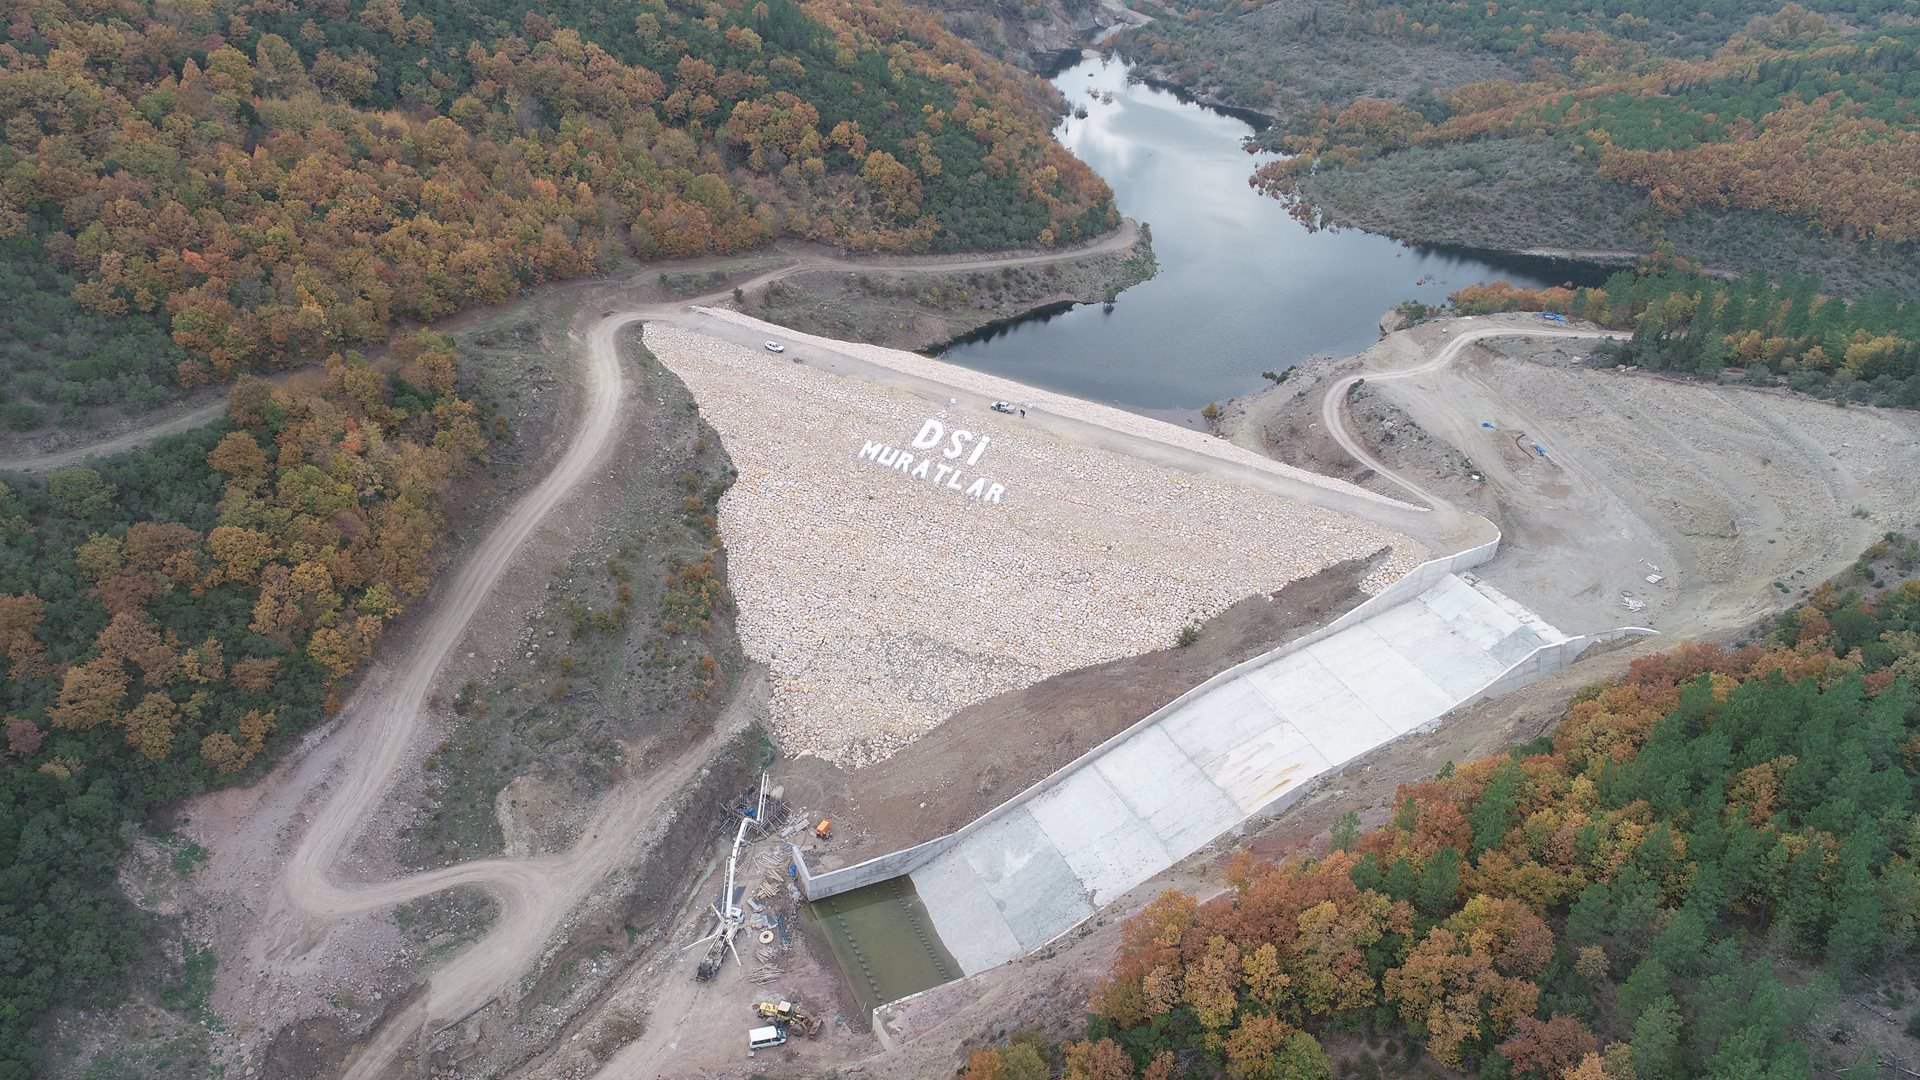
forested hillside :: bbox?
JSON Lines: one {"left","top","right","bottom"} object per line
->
{"left": 1444, "top": 270, "right": 1920, "bottom": 408}
{"left": 960, "top": 541, "right": 1920, "bottom": 1080}
{"left": 0, "top": 0, "right": 1113, "bottom": 420}
{"left": 1118, "top": 0, "right": 1920, "bottom": 292}
{"left": 0, "top": 339, "right": 485, "bottom": 1077}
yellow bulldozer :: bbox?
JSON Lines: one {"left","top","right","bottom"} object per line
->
{"left": 753, "top": 999, "right": 823, "bottom": 1037}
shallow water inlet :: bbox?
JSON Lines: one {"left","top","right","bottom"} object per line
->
{"left": 808, "top": 876, "right": 961, "bottom": 1014}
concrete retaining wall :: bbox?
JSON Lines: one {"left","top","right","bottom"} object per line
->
{"left": 1464, "top": 625, "right": 1657, "bottom": 706}
{"left": 1269, "top": 536, "right": 1502, "bottom": 655}
{"left": 794, "top": 537, "right": 1502, "bottom": 899}
{"left": 795, "top": 834, "right": 956, "bottom": 901}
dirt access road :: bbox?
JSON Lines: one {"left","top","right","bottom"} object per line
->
{"left": 0, "top": 397, "right": 225, "bottom": 473}
{"left": 1318, "top": 322, "right": 1620, "bottom": 511}
{"left": 242, "top": 310, "right": 658, "bottom": 1079}
{"left": 0, "top": 221, "right": 1142, "bottom": 477}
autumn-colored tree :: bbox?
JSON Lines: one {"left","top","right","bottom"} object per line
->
{"left": 94, "top": 611, "right": 182, "bottom": 686}
{"left": 1383, "top": 896, "right": 1552, "bottom": 1066}
{"left": 207, "top": 431, "right": 271, "bottom": 492}
{"left": 182, "top": 638, "right": 226, "bottom": 684}
{"left": 960, "top": 1048, "right": 1007, "bottom": 1080}
{"left": 123, "top": 523, "right": 202, "bottom": 587}
{"left": 1223, "top": 1013, "right": 1293, "bottom": 1079}
{"left": 0, "top": 593, "right": 47, "bottom": 678}
{"left": 73, "top": 534, "right": 125, "bottom": 582}
{"left": 308, "top": 616, "right": 383, "bottom": 681}
{"left": 4, "top": 717, "right": 43, "bottom": 757}
{"left": 200, "top": 732, "right": 246, "bottom": 773}
{"left": 1061, "top": 1038, "right": 1134, "bottom": 1080}
{"left": 203, "top": 707, "right": 276, "bottom": 772}
{"left": 238, "top": 709, "right": 276, "bottom": 756}
{"left": 47, "top": 656, "right": 130, "bottom": 731}
{"left": 1183, "top": 934, "right": 1243, "bottom": 1030}
{"left": 1560, "top": 1054, "right": 1611, "bottom": 1080}
{"left": 207, "top": 526, "right": 276, "bottom": 587}
{"left": 90, "top": 568, "right": 167, "bottom": 618}
{"left": 121, "top": 692, "right": 180, "bottom": 760}
{"left": 1290, "top": 890, "right": 1399, "bottom": 1014}
{"left": 1497, "top": 1014, "right": 1600, "bottom": 1079}
{"left": 229, "top": 657, "right": 282, "bottom": 694}
{"left": 1097, "top": 889, "right": 1199, "bottom": 1024}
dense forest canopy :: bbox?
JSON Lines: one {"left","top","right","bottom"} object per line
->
{"left": 1122, "top": 0, "right": 1918, "bottom": 261}
{"left": 0, "top": 0, "right": 1114, "bottom": 418}
{"left": 960, "top": 544, "right": 1920, "bottom": 1080}
{"left": 0, "top": 337, "right": 485, "bottom": 1077}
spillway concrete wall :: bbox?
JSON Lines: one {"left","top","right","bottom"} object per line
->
{"left": 795, "top": 537, "right": 1502, "bottom": 902}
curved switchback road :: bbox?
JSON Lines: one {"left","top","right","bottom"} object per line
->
{"left": 254, "top": 310, "right": 650, "bottom": 1079}
{"left": 1318, "top": 324, "right": 1620, "bottom": 510}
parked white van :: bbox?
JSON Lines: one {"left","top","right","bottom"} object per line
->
{"left": 748, "top": 1025, "right": 787, "bottom": 1051}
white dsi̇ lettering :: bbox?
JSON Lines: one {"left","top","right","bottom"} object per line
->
{"left": 943, "top": 430, "right": 972, "bottom": 460}
{"left": 966, "top": 435, "right": 991, "bottom": 467}
{"left": 911, "top": 419, "right": 944, "bottom": 451}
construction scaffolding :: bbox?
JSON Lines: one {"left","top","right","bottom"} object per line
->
{"left": 687, "top": 771, "right": 804, "bottom": 981}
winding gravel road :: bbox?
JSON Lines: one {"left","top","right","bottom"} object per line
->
{"left": 251, "top": 309, "right": 632, "bottom": 1078}
{"left": 1318, "top": 324, "right": 1620, "bottom": 509}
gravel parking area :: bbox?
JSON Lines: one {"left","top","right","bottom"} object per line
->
{"left": 645, "top": 324, "right": 1425, "bottom": 765}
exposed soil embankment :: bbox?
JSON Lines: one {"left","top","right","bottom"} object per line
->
{"left": 782, "top": 555, "right": 1380, "bottom": 870}
{"left": 915, "top": 0, "right": 1138, "bottom": 70}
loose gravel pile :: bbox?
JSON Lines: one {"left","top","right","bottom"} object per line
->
{"left": 645, "top": 323, "right": 1426, "bottom": 766}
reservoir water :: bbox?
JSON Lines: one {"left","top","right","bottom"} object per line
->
{"left": 939, "top": 56, "right": 1603, "bottom": 410}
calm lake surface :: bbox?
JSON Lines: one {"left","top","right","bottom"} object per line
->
{"left": 939, "top": 56, "right": 1602, "bottom": 411}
